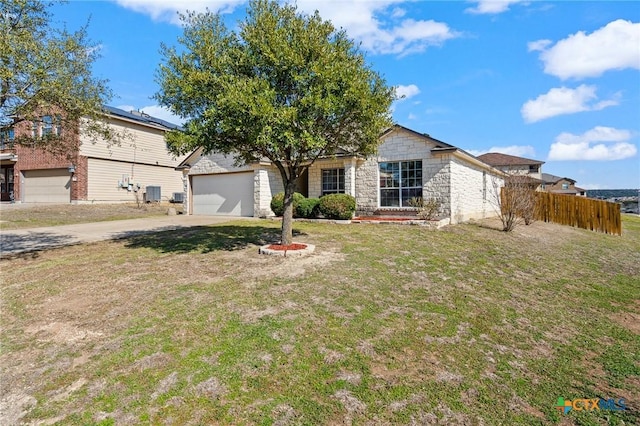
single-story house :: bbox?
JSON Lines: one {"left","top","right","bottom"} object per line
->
{"left": 177, "top": 125, "right": 505, "bottom": 224}
{"left": 0, "top": 106, "right": 186, "bottom": 203}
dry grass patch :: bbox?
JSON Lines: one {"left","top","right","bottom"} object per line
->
{"left": 1, "top": 217, "right": 639, "bottom": 424}
{"left": 0, "top": 202, "right": 179, "bottom": 230}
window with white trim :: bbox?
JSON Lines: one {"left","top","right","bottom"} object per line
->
{"left": 321, "top": 168, "right": 345, "bottom": 196}
{"left": 31, "top": 115, "right": 62, "bottom": 138}
{"left": 42, "top": 115, "right": 53, "bottom": 136}
{"left": 379, "top": 160, "right": 422, "bottom": 207}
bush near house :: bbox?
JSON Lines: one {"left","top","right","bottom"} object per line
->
{"left": 318, "top": 194, "right": 356, "bottom": 220}
{"left": 408, "top": 197, "right": 442, "bottom": 220}
{"left": 270, "top": 192, "right": 305, "bottom": 217}
{"left": 296, "top": 197, "right": 321, "bottom": 219}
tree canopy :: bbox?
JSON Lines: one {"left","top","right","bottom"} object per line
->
{"left": 155, "top": 0, "right": 394, "bottom": 244}
{"left": 1, "top": 0, "right": 115, "bottom": 156}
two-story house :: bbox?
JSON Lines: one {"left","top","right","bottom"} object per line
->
{"left": 0, "top": 106, "right": 186, "bottom": 203}
{"left": 540, "top": 173, "right": 586, "bottom": 196}
{"left": 476, "top": 152, "right": 586, "bottom": 196}
{"left": 475, "top": 152, "right": 544, "bottom": 180}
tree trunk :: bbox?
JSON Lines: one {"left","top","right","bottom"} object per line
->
{"left": 281, "top": 180, "right": 297, "bottom": 245}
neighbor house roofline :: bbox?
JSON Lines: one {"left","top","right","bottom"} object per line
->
{"left": 431, "top": 147, "right": 506, "bottom": 176}
{"left": 541, "top": 173, "right": 576, "bottom": 184}
{"left": 476, "top": 152, "right": 545, "bottom": 166}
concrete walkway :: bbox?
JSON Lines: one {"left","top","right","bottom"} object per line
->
{"left": 0, "top": 215, "right": 247, "bottom": 258}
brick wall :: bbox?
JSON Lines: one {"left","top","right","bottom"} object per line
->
{"left": 9, "top": 120, "right": 86, "bottom": 203}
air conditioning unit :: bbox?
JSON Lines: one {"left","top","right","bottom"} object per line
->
{"left": 171, "top": 192, "right": 185, "bottom": 203}
{"left": 145, "top": 186, "right": 161, "bottom": 202}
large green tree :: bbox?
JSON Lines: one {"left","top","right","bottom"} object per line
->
{"left": 155, "top": 0, "right": 394, "bottom": 245}
{"left": 1, "top": 0, "right": 115, "bottom": 157}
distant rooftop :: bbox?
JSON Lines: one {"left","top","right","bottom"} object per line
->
{"left": 541, "top": 173, "right": 576, "bottom": 184}
{"left": 103, "top": 106, "right": 180, "bottom": 131}
{"left": 476, "top": 152, "right": 544, "bottom": 166}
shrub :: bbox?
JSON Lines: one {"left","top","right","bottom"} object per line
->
{"left": 408, "top": 197, "right": 441, "bottom": 220}
{"left": 318, "top": 194, "right": 356, "bottom": 220}
{"left": 296, "top": 198, "right": 320, "bottom": 219}
{"left": 270, "top": 192, "right": 305, "bottom": 217}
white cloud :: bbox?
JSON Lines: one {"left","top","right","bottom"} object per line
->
{"left": 527, "top": 39, "right": 550, "bottom": 52}
{"left": 297, "top": 1, "right": 460, "bottom": 56}
{"left": 465, "top": 0, "right": 524, "bottom": 15}
{"left": 395, "top": 84, "right": 420, "bottom": 100}
{"left": 548, "top": 126, "right": 637, "bottom": 161}
{"left": 521, "top": 84, "right": 619, "bottom": 123}
{"left": 391, "top": 7, "right": 406, "bottom": 19}
{"left": 115, "top": 0, "right": 460, "bottom": 56}
{"left": 408, "top": 113, "right": 417, "bottom": 120}
{"left": 114, "top": 0, "right": 244, "bottom": 24}
{"left": 531, "top": 19, "right": 640, "bottom": 80}
{"left": 115, "top": 0, "right": 245, "bottom": 25}
{"left": 468, "top": 145, "right": 536, "bottom": 157}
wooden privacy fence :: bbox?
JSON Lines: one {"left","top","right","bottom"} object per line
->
{"left": 534, "top": 192, "right": 621, "bottom": 235}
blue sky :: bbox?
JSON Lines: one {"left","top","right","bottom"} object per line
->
{"left": 52, "top": 1, "right": 639, "bottom": 189}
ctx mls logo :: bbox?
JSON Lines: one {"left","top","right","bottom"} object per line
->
{"left": 556, "top": 397, "right": 626, "bottom": 414}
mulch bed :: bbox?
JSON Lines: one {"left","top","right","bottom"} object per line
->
{"left": 353, "top": 217, "right": 419, "bottom": 221}
{"left": 266, "top": 243, "right": 308, "bottom": 251}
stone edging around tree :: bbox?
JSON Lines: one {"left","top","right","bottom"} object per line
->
{"left": 258, "top": 243, "right": 316, "bottom": 257}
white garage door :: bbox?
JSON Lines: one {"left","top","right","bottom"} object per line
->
{"left": 23, "top": 169, "right": 70, "bottom": 203}
{"left": 192, "top": 172, "right": 254, "bottom": 216}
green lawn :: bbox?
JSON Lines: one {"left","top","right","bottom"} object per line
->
{"left": 1, "top": 216, "right": 638, "bottom": 425}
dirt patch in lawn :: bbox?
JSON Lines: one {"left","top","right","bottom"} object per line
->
{"left": 609, "top": 300, "right": 640, "bottom": 335}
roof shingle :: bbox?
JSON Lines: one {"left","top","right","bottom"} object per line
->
{"left": 476, "top": 152, "right": 544, "bottom": 166}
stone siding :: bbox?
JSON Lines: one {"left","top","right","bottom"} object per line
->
{"left": 450, "top": 157, "right": 485, "bottom": 223}
{"left": 254, "top": 165, "right": 283, "bottom": 217}
{"left": 354, "top": 158, "right": 378, "bottom": 214}
{"left": 307, "top": 158, "right": 354, "bottom": 199}
{"left": 189, "top": 152, "right": 253, "bottom": 175}
{"left": 355, "top": 129, "right": 438, "bottom": 215}
{"left": 423, "top": 156, "right": 452, "bottom": 220}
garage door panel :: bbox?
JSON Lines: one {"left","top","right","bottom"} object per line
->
{"left": 192, "top": 172, "right": 254, "bottom": 216}
{"left": 23, "top": 169, "right": 70, "bottom": 203}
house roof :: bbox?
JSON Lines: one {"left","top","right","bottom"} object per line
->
{"left": 103, "top": 106, "right": 181, "bottom": 131}
{"left": 476, "top": 152, "right": 544, "bottom": 167}
{"left": 541, "top": 173, "right": 576, "bottom": 184}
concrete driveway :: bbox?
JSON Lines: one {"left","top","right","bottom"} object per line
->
{"left": 0, "top": 215, "right": 249, "bottom": 258}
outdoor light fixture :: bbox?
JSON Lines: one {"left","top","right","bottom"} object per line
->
{"left": 68, "top": 164, "right": 76, "bottom": 174}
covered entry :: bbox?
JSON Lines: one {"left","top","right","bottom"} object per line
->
{"left": 191, "top": 172, "right": 254, "bottom": 216}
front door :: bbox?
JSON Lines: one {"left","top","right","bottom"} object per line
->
{"left": 0, "top": 166, "right": 14, "bottom": 201}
